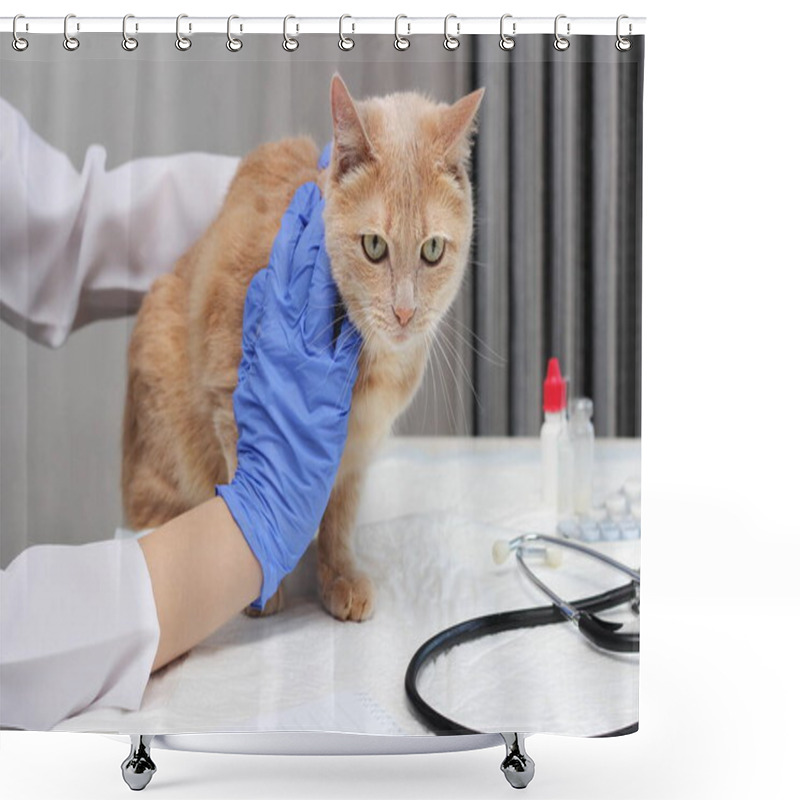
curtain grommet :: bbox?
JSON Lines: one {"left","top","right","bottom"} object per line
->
{"left": 554, "top": 14, "right": 570, "bottom": 51}
{"left": 175, "top": 14, "right": 192, "bottom": 51}
{"left": 12, "top": 15, "right": 29, "bottom": 51}
{"left": 226, "top": 15, "right": 243, "bottom": 52}
{"left": 394, "top": 15, "right": 410, "bottom": 51}
{"left": 616, "top": 15, "right": 632, "bottom": 51}
{"left": 499, "top": 14, "right": 515, "bottom": 51}
{"left": 283, "top": 15, "right": 299, "bottom": 52}
{"left": 339, "top": 14, "right": 354, "bottom": 51}
{"left": 122, "top": 14, "right": 138, "bottom": 51}
{"left": 444, "top": 14, "right": 460, "bottom": 51}
{"left": 63, "top": 14, "right": 80, "bottom": 51}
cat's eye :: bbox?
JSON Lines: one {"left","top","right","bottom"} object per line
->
{"left": 421, "top": 236, "right": 446, "bottom": 266}
{"left": 362, "top": 234, "right": 388, "bottom": 263}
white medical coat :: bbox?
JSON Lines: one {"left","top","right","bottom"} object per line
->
{"left": 0, "top": 97, "right": 240, "bottom": 730}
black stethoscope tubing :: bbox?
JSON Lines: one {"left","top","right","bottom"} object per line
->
{"left": 404, "top": 581, "right": 639, "bottom": 737}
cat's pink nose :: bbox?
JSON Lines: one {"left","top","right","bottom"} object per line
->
{"left": 393, "top": 306, "right": 415, "bottom": 327}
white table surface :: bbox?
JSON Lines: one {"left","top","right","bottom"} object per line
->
{"left": 55, "top": 436, "right": 641, "bottom": 739}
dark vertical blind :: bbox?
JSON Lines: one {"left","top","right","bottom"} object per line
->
{"left": 467, "top": 35, "right": 644, "bottom": 437}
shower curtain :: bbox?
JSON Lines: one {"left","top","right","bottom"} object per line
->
{"left": 0, "top": 21, "right": 644, "bottom": 743}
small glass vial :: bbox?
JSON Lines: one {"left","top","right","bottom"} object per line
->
{"left": 569, "top": 398, "right": 595, "bottom": 514}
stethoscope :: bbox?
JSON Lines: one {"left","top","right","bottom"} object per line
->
{"left": 405, "top": 531, "right": 640, "bottom": 736}
{"left": 498, "top": 533, "right": 640, "bottom": 652}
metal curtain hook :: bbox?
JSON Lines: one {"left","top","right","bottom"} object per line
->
{"left": 554, "top": 14, "right": 570, "bottom": 51}
{"left": 616, "top": 14, "right": 632, "bottom": 51}
{"left": 339, "top": 15, "right": 354, "bottom": 51}
{"left": 122, "top": 14, "right": 138, "bottom": 51}
{"left": 394, "top": 15, "right": 410, "bottom": 51}
{"left": 12, "top": 14, "right": 29, "bottom": 51}
{"left": 175, "top": 14, "right": 191, "bottom": 50}
{"left": 63, "top": 13, "right": 79, "bottom": 51}
{"left": 499, "top": 14, "right": 515, "bottom": 51}
{"left": 283, "top": 15, "right": 299, "bottom": 51}
{"left": 227, "top": 15, "right": 242, "bottom": 51}
{"left": 443, "top": 14, "right": 460, "bottom": 51}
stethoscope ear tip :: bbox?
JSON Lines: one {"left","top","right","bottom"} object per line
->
{"left": 544, "top": 546, "right": 563, "bottom": 568}
{"left": 492, "top": 540, "right": 511, "bottom": 565}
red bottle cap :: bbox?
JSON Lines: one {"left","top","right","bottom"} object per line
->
{"left": 543, "top": 357, "right": 567, "bottom": 413}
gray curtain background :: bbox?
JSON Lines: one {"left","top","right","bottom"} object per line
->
{"left": 0, "top": 33, "right": 643, "bottom": 564}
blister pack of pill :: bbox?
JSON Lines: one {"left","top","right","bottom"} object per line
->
{"left": 557, "top": 477, "right": 641, "bottom": 542}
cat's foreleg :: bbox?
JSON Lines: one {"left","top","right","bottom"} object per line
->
{"left": 317, "top": 469, "right": 375, "bottom": 622}
{"left": 211, "top": 403, "right": 238, "bottom": 483}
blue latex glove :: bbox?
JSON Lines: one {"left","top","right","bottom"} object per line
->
{"left": 318, "top": 142, "right": 331, "bottom": 169}
{"left": 217, "top": 182, "right": 361, "bottom": 611}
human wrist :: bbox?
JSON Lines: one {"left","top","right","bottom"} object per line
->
{"left": 216, "top": 476, "right": 285, "bottom": 612}
{"left": 138, "top": 498, "right": 262, "bottom": 671}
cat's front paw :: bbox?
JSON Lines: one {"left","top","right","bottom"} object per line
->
{"left": 318, "top": 561, "right": 375, "bottom": 622}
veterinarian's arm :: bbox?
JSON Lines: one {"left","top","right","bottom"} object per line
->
{"left": 140, "top": 181, "right": 360, "bottom": 670}
{"left": 0, "top": 96, "right": 239, "bottom": 347}
{"left": 0, "top": 179, "right": 359, "bottom": 729}
{"left": 137, "top": 497, "right": 262, "bottom": 672}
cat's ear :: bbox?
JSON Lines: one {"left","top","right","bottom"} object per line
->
{"left": 438, "top": 88, "right": 485, "bottom": 164}
{"left": 330, "top": 74, "right": 374, "bottom": 181}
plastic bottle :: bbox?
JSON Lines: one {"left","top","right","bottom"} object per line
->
{"left": 541, "top": 358, "right": 567, "bottom": 512}
{"left": 557, "top": 421, "right": 574, "bottom": 515}
{"left": 569, "top": 398, "right": 595, "bottom": 514}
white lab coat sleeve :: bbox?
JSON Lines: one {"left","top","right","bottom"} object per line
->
{"left": 0, "top": 96, "right": 240, "bottom": 347}
{"left": 0, "top": 538, "right": 160, "bottom": 731}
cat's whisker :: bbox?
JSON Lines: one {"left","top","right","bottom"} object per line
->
{"left": 429, "top": 332, "right": 460, "bottom": 432}
{"left": 424, "top": 331, "right": 444, "bottom": 429}
{"left": 437, "top": 329, "right": 478, "bottom": 397}
{"left": 432, "top": 320, "right": 488, "bottom": 366}
{"left": 445, "top": 319, "right": 507, "bottom": 367}
{"left": 433, "top": 328, "right": 478, "bottom": 431}
{"left": 438, "top": 330, "right": 474, "bottom": 434}
{"left": 432, "top": 328, "right": 462, "bottom": 433}
{"left": 434, "top": 314, "right": 508, "bottom": 369}
{"left": 336, "top": 324, "right": 373, "bottom": 409}
{"left": 443, "top": 333, "right": 485, "bottom": 422}
{"left": 419, "top": 333, "right": 431, "bottom": 433}
{"left": 419, "top": 325, "right": 446, "bottom": 426}
{"left": 467, "top": 256, "right": 506, "bottom": 277}
{"left": 305, "top": 312, "right": 349, "bottom": 351}
{"left": 424, "top": 330, "right": 441, "bottom": 433}
{"left": 431, "top": 336, "right": 452, "bottom": 432}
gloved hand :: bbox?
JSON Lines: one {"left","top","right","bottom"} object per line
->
{"left": 217, "top": 181, "right": 361, "bottom": 611}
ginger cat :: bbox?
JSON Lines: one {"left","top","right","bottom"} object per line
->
{"left": 122, "top": 75, "right": 483, "bottom": 621}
